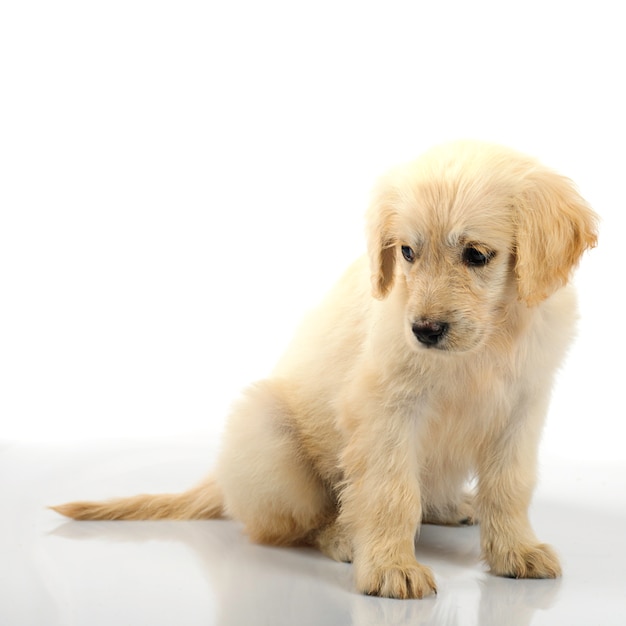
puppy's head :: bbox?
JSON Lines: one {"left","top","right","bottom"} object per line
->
{"left": 367, "top": 141, "right": 598, "bottom": 352}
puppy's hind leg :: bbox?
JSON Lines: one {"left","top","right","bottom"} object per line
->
{"left": 422, "top": 491, "right": 478, "bottom": 527}
{"left": 216, "top": 380, "right": 334, "bottom": 546}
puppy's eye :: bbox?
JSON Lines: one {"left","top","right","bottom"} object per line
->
{"left": 401, "top": 245, "right": 416, "bottom": 263}
{"left": 463, "top": 246, "right": 494, "bottom": 267}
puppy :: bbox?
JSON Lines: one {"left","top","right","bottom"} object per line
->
{"left": 53, "top": 141, "right": 598, "bottom": 599}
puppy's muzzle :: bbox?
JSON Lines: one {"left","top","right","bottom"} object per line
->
{"left": 412, "top": 320, "right": 449, "bottom": 347}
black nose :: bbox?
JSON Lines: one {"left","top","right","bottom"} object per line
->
{"left": 412, "top": 320, "right": 449, "bottom": 346}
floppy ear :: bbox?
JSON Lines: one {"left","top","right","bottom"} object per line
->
{"left": 514, "top": 170, "right": 598, "bottom": 306}
{"left": 366, "top": 185, "right": 399, "bottom": 299}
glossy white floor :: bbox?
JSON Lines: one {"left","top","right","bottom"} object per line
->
{"left": 2, "top": 437, "right": 625, "bottom": 626}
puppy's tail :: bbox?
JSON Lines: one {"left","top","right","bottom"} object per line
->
{"left": 50, "top": 477, "right": 225, "bottom": 521}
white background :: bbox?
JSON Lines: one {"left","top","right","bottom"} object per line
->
{"left": 1, "top": 0, "right": 624, "bottom": 461}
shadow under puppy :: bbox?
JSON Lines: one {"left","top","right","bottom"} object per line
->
{"left": 53, "top": 141, "right": 598, "bottom": 599}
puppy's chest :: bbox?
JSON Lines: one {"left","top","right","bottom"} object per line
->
{"left": 419, "top": 362, "right": 513, "bottom": 447}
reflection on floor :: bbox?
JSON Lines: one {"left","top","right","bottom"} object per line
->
{"left": 1, "top": 439, "right": 624, "bottom": 626}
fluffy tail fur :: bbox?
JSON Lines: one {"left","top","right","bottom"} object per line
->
{"left": 50, "top": 477, "right": 224, "bottom": 521}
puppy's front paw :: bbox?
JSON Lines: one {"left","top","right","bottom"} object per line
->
{"left": 357, "top": 561, "right": 437, "bottom": 599}
{"left": 486, "top": 542, "right": 561, "bottom": 579}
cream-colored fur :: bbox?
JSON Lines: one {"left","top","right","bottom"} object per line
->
{"left": 53, "top": 141, "right": 598, "bottom": 599}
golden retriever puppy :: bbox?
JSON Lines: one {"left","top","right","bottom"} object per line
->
{"left": 53, "top": 141, "right": 598, "bottom": 599}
